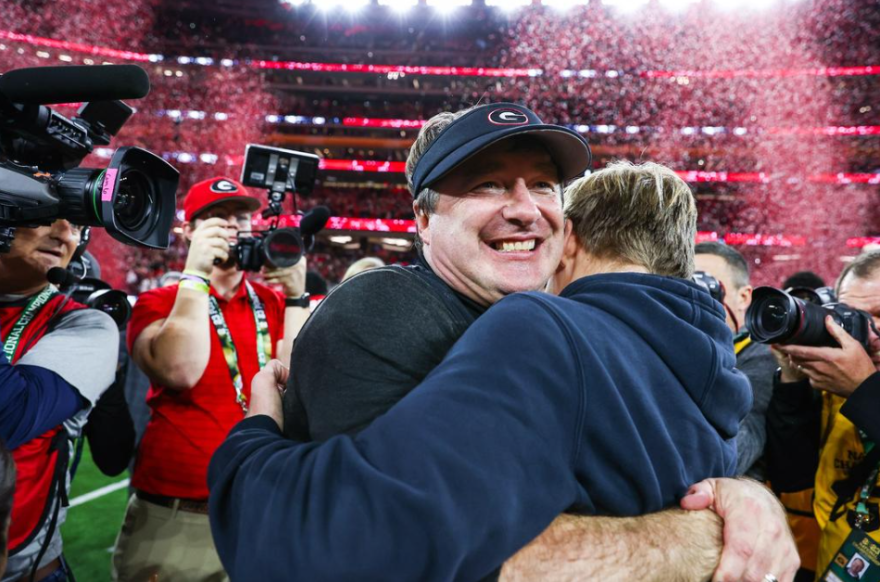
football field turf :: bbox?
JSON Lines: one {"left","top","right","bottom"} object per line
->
{"left": 61, "top": 442, "right": 130, "bottom": 581}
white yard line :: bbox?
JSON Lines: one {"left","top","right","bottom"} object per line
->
{"left": 69, "top": 478, "right": 130, "bottom": 507}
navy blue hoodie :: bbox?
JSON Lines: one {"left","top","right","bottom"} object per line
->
{"left": 208, "top": 272, "right": 751, "bottom": 582}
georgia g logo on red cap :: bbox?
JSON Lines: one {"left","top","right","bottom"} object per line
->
{"left": 488, "top": 109, "right": 529, "bottom": 126}
{"left": 210, "top": 179, "right": 238, "bottom": 193}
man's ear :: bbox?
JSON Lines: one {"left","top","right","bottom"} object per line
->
{"left": 739, "top": 285, "right": 753, "bottom": 309}
{"left": 562, "top": 219, "right": 578, "bottom": 259}
{"left": 555, "top": 220, "right": 576, "bottom": 274}
{"left": 414, "top": 202, "right": 430, "bottom": 248}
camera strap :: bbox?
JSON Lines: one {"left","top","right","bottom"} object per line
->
{"left": 208, "top": 280, "right": 271, "bottom": 415}
{"left": 2, "top": 286, "right": 58, "bottom": 363}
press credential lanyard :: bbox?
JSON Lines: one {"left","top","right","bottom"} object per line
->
{"left": 855, "top": 432, "right": 879, "bottom": 530}
{"left": 2, "top": 286, "right": 57, "bottom": 363}
{"left": 208, "top": 281, "right": 271, "bottom": 414}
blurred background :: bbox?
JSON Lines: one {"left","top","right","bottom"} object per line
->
{"left": 2, "top": 0, "right": 878, "bottom": 291}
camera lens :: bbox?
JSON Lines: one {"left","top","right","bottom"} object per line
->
{"left": 113, "top": 169, "right": 154, "bottom": 232}
{"left": 263, "top": 228, "right": 303, "bottom": 268}
{"left": 758, "top": 296, "right": 789, "bottom": 334}
{"left": 746, "top": 287, "right": 799, "bottom": 344}
{"left": 747, "top": 286, "right": 846, "bottom": 348}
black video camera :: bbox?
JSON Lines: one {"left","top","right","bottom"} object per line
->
{"left": 0, "top": 65, "right": 178, "bottom": 252}
{"left": 231, "top": 145, "right": 329, "bottom": 272}
{"left": 746, "top": 286, "right": 876, "bottom": 351}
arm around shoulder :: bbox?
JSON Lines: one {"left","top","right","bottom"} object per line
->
{"left": 210, "top": 294, "right": 586, "bottom": 582}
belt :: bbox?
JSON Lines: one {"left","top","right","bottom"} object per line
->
{"left": 135, "top": 490, "right": 210, "bottom": 515}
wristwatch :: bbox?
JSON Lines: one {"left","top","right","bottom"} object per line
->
{"left": 285, "top": 294, "right": 311, "bottom": 308}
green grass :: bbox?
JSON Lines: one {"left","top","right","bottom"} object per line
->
{"left": 60, "top": 441, "right": 130, "bottom": 582}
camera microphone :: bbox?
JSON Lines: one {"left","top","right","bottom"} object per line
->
{"left": 300, "top": 206, "right": 331, "bottom": 236}
{"left": 47, "top": 266, "right": 81, "bottom": 290}
{"left": 0, "top": 65, "right": 151, "bottom": 105}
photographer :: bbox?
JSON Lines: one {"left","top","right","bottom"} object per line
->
{"left": 0, "top": 220, "right": 117, "bottom": 582}
{"left": 767, "top": 250, "right": 880, "bottom": 577}
{"left": 112, "top": 177, "right": 309, "bottom": 582}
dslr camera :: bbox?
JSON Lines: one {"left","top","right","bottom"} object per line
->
{"left": 232, "top": 144, "right": 329, "bottom": 272}
{"left": 746, "top": 286, "right": 876, "bottom": 351}
{"left": 692, "top": 270, "right": 725, "bottom": 304}
{"left": 0, "top": 65, "right": 178, "bottom": 252}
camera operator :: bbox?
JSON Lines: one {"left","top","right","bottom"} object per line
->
{"left": 0, "top": 220, "right": 118, "bottom": 582}
{"left": 767, "top": 250, "right": 880, "bottom": 577}
{"left": 112, "top": 177, "right": 309, "bottom": 582}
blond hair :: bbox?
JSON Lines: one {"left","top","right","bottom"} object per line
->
{"left": 342, "top": 257, "right": 386, "bottom": 282}
{"left": 564, "top": 161, "right": 697, "bottom": 278}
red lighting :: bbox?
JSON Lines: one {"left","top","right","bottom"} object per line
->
{"left": 723, "top": 233, "right": 807, "bottom": 247}
{"left": 696, "top": 231, "right": 720, "bottom": 243}
{"left": 253, "top": 214, "right": 418, "bottom": 234}
{"left": 846, "top": 237, "right": 880, "bottom": 248}
{"left": 319, "top": 159, "right": 407, "bottom": 173}
{"left": 252, "top": 59, "right": 537, "bottom": 77}
{"left": 676, "top": 171, "right": 770, "bottom": 184}
{"left": 342, "top": 117, "right": 426, "bottom": 129}
{"left": 0, "top": 30, "right": 156, "bottom": 62}
{"left": 641, "top": 66, "right": 880, "bottom": 79}
{"left": 2, "top": 31, "right": 879, "bottom": 80}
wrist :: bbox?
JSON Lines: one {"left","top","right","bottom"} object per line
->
{"left": 285, "top": 294, "right": 310, "bottom": 308}
{"left": 183, "top": 268, "right": 210, "bottom": 282}
{"left": 179, "top": 279, "right": 210, "bottom": 295}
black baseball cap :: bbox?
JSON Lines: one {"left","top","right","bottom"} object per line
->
{"left": 410, "top": 102, "right": 592, "bottom": 197}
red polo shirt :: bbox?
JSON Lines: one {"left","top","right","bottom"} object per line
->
{"left": 128, "top": 277, "right": 285, "bottom": 499}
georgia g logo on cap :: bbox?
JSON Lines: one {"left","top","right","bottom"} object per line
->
{"left": 210, "top": 179, "right": 239, "bottom": 193}
{"left": 487, "top": 108, "right": 529, "bottom": 126}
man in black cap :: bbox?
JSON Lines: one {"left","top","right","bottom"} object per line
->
{"left": 208, "top": 104, "right": 798, "bottom": 582}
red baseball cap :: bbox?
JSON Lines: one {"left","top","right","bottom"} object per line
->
{"left": 183, "top": 177, "right": 262, "bottom": 222}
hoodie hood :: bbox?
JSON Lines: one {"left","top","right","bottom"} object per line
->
{"left": 559, "top": 272, "right": 752, "bottom": 439}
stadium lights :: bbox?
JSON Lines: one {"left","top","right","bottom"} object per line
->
{"left": 345, "top": 0, "right": 370, "bottom": 12}
{"left": 659, "top": 0, "right": 699, "bottom": 10}
{"left": 426, "top": 0, "right": 472, "bottom": 13}
{"left": 486, "top": 0, "right": 532, "bottom": 10}
{"left": 378, "top": 0, "right": 419, "bottom": 11}
{"left": 541, "top": 0, "right": 588, "bottom": 9}
{"left": 714, "top": 0, "right": 776, "bottom": 9}
{"left": 315, "top": 0, "right": 354, "bottom": 11}
{"left": 601, "top": 0, "right": 648, "bottom": 11}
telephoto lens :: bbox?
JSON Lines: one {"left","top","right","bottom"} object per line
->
{"left": 746, "top": 287, "right": 837, "bottom": 347}
{"left": 746, "top": 287, "right": 875, "bottom": 349}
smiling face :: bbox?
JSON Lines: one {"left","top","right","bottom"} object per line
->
{"left": 416, "top": 138, "right": 565, "bottom": 306}
{"left": 0, "top": 220, "right": 81, "bottom": 295}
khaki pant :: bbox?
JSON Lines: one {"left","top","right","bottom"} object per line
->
{"left": 111, "top": 494, "right": 228, "bottom": 582}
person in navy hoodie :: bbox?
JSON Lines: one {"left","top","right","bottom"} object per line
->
{"left": 207, "top": 160, "right": 788, "bottom": 581}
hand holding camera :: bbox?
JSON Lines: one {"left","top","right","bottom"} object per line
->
{"left": 262, "top": 256, "right": 307, "bottom": 299}
{"left": 185, "top": 218, "right": 233, "bottom": 276}
{"left": 775, "top": 318, "right": 880, "bottom": 396}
